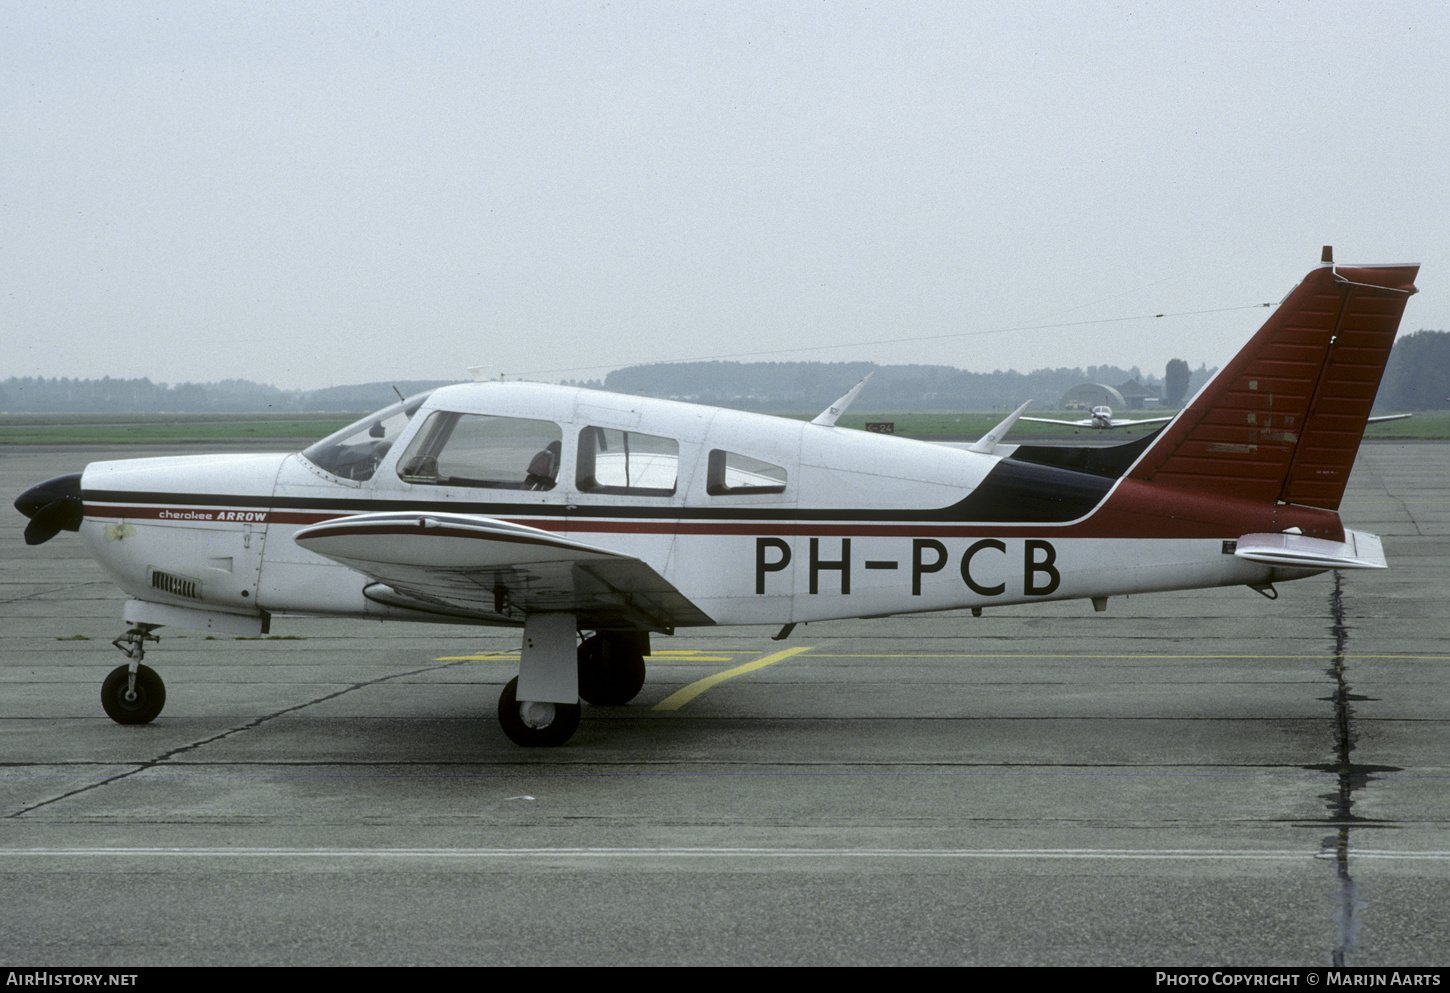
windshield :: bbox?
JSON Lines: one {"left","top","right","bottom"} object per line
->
{"left": 300, "top": 391, "right": 432, "bottom": 481}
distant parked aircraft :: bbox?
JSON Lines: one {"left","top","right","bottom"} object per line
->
{"left": 1021, "top": 403, "right": 1174, "bottom": 431}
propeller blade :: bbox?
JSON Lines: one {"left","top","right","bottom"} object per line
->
{"left": 15, "top": 473, "right": 83, "bottom": 545}
{"left": 24, "top": 498, "right": 83, "bottom": 545}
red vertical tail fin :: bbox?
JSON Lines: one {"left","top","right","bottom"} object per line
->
{"left": 1130, "top": 257, "right": 1418, "bottom": 510}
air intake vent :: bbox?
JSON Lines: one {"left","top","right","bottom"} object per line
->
{"left": 150, "top": 569, "right": 201, "bottom": 600}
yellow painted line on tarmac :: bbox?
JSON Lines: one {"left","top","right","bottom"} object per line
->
{"left": 652, "top": 646, "right": 813, "bottom": 712}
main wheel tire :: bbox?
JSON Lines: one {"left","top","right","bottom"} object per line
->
{"left": 577, "top": 633, "right": 647, "bottom": 706}
{"left": 101, "top": 664, "right": 166, "bottom": 725}
{"left": 497, "top": 676, "right": 581, "bottom": 747}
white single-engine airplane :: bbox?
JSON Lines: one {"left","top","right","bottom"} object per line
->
{"left": 1020, "top": 404, "right": 1175, "bottom": 431}
{"left": 15, "top": 251, "right": 1419, "bottom": 746}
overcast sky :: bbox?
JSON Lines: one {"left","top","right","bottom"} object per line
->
{"left": 4, "top": 1, "right": 1447, "bottom": 393}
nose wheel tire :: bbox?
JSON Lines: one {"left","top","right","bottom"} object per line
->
{"left": 497, "top": 676, "right": 580, "bottom": 747}
{"left": 101, "top": 664, "right": 166, "bottom": 725}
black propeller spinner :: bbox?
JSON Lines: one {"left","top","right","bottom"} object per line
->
{"left": 14, "top": 473, "right": 84, "bottom": 546}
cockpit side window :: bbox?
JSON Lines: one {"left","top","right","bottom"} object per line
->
{"left": 706, "top": 449, "right": 787, "bottom": 495}
{"left": 397, "top": 412, "right": 563, "bottom": 490}
{"left": 300, "top": 391, "right": 431, "bottom": 482}
{"left": 576, "top": 426, "right": 678, "bottom": 496}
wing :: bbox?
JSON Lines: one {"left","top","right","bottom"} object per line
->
{"left": 1367, "top": 413, "right": 1411, "bottom": 424}
{"left": 1019, "top": 415, "right": 1093, "bottom": 427}
{"left": 1104, "top": 415, "right": 1174, "bottom": 429}
{"left": 294, "top": 512, "right": 714, "bottom": 632}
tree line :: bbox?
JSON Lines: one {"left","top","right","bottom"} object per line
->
{"left": 601, "top": 360, "right": 1195, "bottom": 411}
{"left": 0, "top": 377, "right": 455, "bottom": 414}
{"left": 4, "top": 330, "right": 1444, "bottom": 413}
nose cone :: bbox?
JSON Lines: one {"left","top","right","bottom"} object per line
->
{"left": 15, "top": 472, "right": 84, "bottom": 545}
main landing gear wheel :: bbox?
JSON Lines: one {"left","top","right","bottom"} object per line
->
{"left": 101, "top": 664, "right": 166, "bottom": 725}
{"left": 497, "top": 676, "right": 581, "bottom": 747}
{"left": 577, "top": 632, "right": 647, "bottom": 706}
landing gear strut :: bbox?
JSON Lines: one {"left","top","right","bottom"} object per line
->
{"left": 102, "top": 625, "right": 166, "bottom": 724}
{"left": 497, "top": 613, "right": 582, "bottom": 747}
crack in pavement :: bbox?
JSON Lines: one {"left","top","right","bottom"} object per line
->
{"left": 1313, "top": 571, "right": 1401, "bottom": 967}
{"left": 5, "top": 653, "right": 506, "bottom": 818}
{"left": 0, "top": 581, "right": 115, "bottom": 605}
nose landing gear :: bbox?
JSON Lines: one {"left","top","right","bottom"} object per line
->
{"left": 102, "top": 625, "right": 166, "bottom": 725}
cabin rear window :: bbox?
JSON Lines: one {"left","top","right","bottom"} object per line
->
{"left": 576, "top": 426, "right": 678, "bottom": 496}
{"left": 706, "top": 449, "right": 787, "bottom": 495}
{"left": 397, "top": 412, "right": 563, "bottom": 490}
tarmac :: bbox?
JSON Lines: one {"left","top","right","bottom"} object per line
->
{"left": 1, "top": 440, "right": 1447, "bottom": 966}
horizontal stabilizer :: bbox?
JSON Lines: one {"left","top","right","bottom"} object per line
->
{"left": 1233, "top": 529, "right": 1386, "bottom": 570}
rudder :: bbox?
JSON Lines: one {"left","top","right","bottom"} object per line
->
{"left": 1129, "top": 254, "right": 1418, "bottom": 511}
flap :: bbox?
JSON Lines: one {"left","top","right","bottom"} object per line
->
{"left": 294, "top": 512, "right": 714, "bottom": 631}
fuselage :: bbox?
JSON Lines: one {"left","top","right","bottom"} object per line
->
{"left": 16, "top": 254, "right": 1414, "bottom": 745}
{"left": 71, "top": 380, "right": 1332, "bottom": 636}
